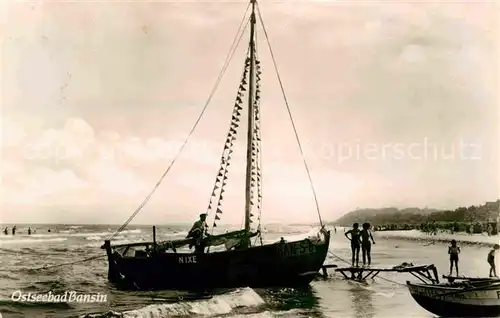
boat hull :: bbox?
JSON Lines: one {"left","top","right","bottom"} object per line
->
{"left": 105, "top": 231, "right": 330, "bottom": 290}
{"left": 407, "top": 282, "right": 500, "bottom": 317}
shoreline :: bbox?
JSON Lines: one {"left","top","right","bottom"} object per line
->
{"left": 373, "top": 229, "right": 499, "bottom": 247}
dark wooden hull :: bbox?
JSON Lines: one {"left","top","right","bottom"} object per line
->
{"left": 407, "top": 282, "right": 500, "bottom": 317}
{"left": 104, "top": 231, "right": 330, "bottom": 291}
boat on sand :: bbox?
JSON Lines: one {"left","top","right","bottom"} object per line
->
{"left": 101, "top": 0, "right": 330, "bottom": 291}
{"left": 407, "top": 276, "right": 500, "bottom": 317}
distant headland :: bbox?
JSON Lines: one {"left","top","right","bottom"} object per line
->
{"left": 332, "top": 200, "right": 500, "bottom": 234}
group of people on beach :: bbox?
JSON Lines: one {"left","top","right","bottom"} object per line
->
{"left": 341, "top": 222, "right": 499, "bottom": 277}
{"left": 447, "top": 239, "right": 499, "bottom": 278}
{"left": 344, "top": 222, "right": 376, "bottom": 267}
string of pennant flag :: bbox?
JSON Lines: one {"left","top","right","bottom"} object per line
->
{"left": 206, "top": 55, "right": 250, "bottom": 228}
{"left": 250, "top": 52, "right": 263, "bottom": 231}
{"left": 205, "top": 47, "right": 263, "bottom": 230}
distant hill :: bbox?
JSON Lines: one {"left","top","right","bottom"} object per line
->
{"left": 333, "top": 207, "right": 439, "bottom": 226}
{"left": 333, "top": 200, "right": 500, "bottom": 226}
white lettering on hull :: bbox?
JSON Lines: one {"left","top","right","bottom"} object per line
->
{"left": 178, "top": 256, "right": 197, "bottom": 264}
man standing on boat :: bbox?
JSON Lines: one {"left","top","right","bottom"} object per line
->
{"left": 187, "top": 213, "right": 209, "bottom": 253}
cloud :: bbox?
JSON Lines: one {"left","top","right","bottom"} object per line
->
{"left": 1, "top": 0, "right": 498, "bottom": 224}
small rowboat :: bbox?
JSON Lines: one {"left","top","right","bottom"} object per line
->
{"left": 407, "top": 277, "right": 500, "bottom": 317}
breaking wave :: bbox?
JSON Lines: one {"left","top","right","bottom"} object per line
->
{"left": 80, "top": 288, "right": 265, "bottom": 318}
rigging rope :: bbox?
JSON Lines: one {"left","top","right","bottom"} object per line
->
{"left": 32, "top": 254, "right": 107, "bottom": 271}
{"left": 108, "top": 3, "right": 252, "bottom": 240}
{"left": 256, "top": 3, "right": 324, "bottom": 228}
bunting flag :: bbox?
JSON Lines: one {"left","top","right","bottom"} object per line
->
{"left": 204, "top": 51, "right": 266, "bottom": 231}
{"left": 203, "top": 52, "right": 249, "bottom": 225}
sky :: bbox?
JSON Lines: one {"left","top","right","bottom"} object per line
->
{"left": 1, "top": 0, "right": 498, "bottom": 225}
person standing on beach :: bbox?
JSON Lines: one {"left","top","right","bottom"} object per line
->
{"left": 360, "top": 223, "right": 375, "bottom": 266}
{"left": 345, "top": 223, "right": 361, "bottom": 267}
{"left": 448, "top": 239, "right": 460, "bottom": 276}
{"left": 488, "top": 244, "right": 499, "bottom": 277}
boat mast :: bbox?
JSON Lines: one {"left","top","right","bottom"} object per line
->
{"left": 243, "top": 0, "right": 257, "bottom": 247}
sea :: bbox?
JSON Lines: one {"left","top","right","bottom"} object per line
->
{"left": 0, "top": 223, "right": 495, "bottom": 318}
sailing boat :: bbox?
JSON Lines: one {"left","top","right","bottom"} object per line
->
{"left": 102, "top": 0, "right": 330, "bottom": 291}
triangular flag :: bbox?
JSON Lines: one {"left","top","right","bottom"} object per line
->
{"left": 236, "top": 96, "right": 242, "bottom": 104}
{"left": 215, "top": 214, "right": 220, "bottom": 220}
{"left": 220, "top": 195, "right": 224, "bottom": 201}
{"left": 216, "top": 208, "right": 223, "bottom": 214}
{"left": 250, "top": 213, "right": 254, "bottom": 217}
{"left": 213, "top": 223, "right": 217, "bottom": 227}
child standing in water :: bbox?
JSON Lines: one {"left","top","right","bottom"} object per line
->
{"left": 360, "top": 223, "right": 375, "bottom": 266}
{"left": 345, "top": 223, "right": 361, "bottom": 267}
{"left": 488, "top": 244, "right": 499, "bottom": 277}
{"left": 448, "top": 239, "right": 460, "bottom": 276}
